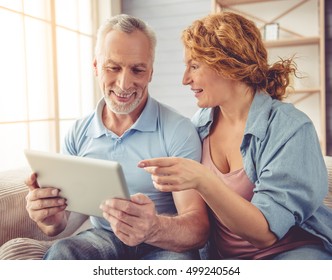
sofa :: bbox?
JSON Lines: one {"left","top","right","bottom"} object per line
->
{"left": 0, "top": 168, "right": 92, "bottom": 259}
{"left": 1, "top": 158, "right": 332, "bottom": 260}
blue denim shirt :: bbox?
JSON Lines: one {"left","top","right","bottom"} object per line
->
{"left": 192, "top": 92, "right": 332, "bottom": 252}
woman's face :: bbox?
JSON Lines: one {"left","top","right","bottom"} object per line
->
{"left": 182, "top": 48, "right": 235, "bottom": 108}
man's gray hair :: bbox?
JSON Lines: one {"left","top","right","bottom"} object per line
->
{"left": 95, "top": 14, "right": 157, "bottom": 61}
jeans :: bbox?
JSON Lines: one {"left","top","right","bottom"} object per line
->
{"left": 43, "top": 228, "right": 200, "bottom": 260}
{"left": 200, "top": 240, "right": 332, "bottom": 260}
{"left": 270, "top": 244, "right": 332, "bottom": 260}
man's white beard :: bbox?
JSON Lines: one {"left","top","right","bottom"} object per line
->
{"left": 104, "top": 93, "right": 142, "bottom": 115}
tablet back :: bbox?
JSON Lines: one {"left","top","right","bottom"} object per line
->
{"left": 24, "top": 150, "right": 130, "bottom": 217}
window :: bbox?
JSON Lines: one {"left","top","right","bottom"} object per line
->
{"left": 0, "top": 0, "right": 98, "bottom": 171}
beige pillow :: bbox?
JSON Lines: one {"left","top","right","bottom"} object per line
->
{"left": 0, "top": 238, "right": 53, "bottom": 260}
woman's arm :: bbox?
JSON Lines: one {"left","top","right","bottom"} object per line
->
{"left": 138, "top": 158, "right": 277, "bottom": 248}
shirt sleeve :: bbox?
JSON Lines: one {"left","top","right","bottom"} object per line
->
{"left": 166, "top": 117, "right": 202, "bottom": 163}
{"left": 251, "top": 122, "right": 328, "bottom": 239}
{"left": 61, "top": 121, "right": 78, "bottom": 156}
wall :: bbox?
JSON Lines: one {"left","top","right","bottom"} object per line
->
{"left": 92, "top": 0, "right": 122, "bottom": 104}
{"left": 326, "top": 1, "right": 332, "bottom": 155}
{"left": 122, "top": 0, "right": 211, "bottom": 118}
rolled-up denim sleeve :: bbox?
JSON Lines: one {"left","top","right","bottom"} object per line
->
{"left": 251, "top": 122, "right": 328, "bottom": 239}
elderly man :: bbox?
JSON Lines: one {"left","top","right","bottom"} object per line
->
{"left": 25, "top": 14, "right": 209, "bottom": 260}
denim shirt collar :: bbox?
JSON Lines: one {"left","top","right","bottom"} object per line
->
{"left": 193, "top": 92, "right": 272, "bottom": 141}
{"left": 244, "top": 92, "right": 272, "bottom": 141}
{"left": 193, "top": 108, "right": 214, "bottom": 140}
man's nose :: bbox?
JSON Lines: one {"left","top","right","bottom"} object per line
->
{"left": 117, "top": 71, "right": 132, "bottom": 90}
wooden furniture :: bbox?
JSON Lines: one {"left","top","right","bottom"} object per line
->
{"left": 213, "top": 0, "right": 326, "bottom": 154}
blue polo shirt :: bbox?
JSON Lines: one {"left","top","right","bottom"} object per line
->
{"left": 62, "top": 95, "right": 202, "bottom": 230}
{"left": 192, "top": 92, "right": 332, "bottom": 253}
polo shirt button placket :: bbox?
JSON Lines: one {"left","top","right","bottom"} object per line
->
{"left": 112, "top": 137, "right": 124, "bottom": 160}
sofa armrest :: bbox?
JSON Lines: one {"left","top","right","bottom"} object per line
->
{"left": 0, "top": 168, "right": 89, "bottom": 246}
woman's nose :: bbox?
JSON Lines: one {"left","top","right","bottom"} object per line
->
{"left": 182, "top": 69, "right": 191, "bottom": 85}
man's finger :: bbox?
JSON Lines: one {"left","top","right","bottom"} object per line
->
{"left": 25, "top": 173, "right": 40, "bottom": 190}
{"left": 130, "top": 193, "right": 151, "bottom": 205}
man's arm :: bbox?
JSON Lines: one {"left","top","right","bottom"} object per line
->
{"left": 100, "top": 190, "right": 209, "bottom": 252}
{"left": 147, "top": 189, "right": 209, "bottom": 252}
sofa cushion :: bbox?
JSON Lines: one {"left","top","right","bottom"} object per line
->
{"left": 0, "top": 168, "right": 89, "bottom": 245}
{"left": 0, "top": 238, "right": 53, "bottom": 260}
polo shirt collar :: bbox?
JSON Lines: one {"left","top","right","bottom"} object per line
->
{"left": 131, "top": 95, "right": 158, "bottom": 132}
{"left": 87, "top": 95, "right": 157, "bottom": 138}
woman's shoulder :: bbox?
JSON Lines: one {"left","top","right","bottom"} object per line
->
{"left": 271, "top": 99, "right": 312, "bottom": 127}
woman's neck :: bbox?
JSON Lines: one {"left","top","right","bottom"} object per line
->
{"left": 218, "top": 85, "right": 254, "bottom": 124}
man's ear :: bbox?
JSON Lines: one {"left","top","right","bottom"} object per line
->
{"left": 93, "top": 58, "right": 98, "bottom": 76}
{"left": 149, "top": 68, "right": 153, "bottom": 82}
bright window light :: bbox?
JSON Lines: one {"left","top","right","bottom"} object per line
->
{"left": 0, "top": 0, "right": 96, "bottom": 171}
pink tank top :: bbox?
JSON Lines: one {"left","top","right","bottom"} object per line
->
{"left": 202, "top": 136, "right": 321, "bottom": 259}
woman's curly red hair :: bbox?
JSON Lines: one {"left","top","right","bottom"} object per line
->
{"left": 182, "top": 12, "right": 297, "bottom": 100}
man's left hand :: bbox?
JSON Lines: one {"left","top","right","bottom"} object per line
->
{"left": 100, "top": 193, "right": 160, "bottom": 246}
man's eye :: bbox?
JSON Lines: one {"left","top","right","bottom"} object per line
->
{"left": 133, "top": 68, "right": 145, "bottom": 74}
{"left": 104, "top": 66, "right": 119, "bottom": 72}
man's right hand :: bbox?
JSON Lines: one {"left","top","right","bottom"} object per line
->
{"left": 25, "top": 173, "right": 68, "bottom": 236}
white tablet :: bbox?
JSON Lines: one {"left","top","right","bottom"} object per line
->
{"left": 24, "top": 149, "right": 130, "bottom": 217}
